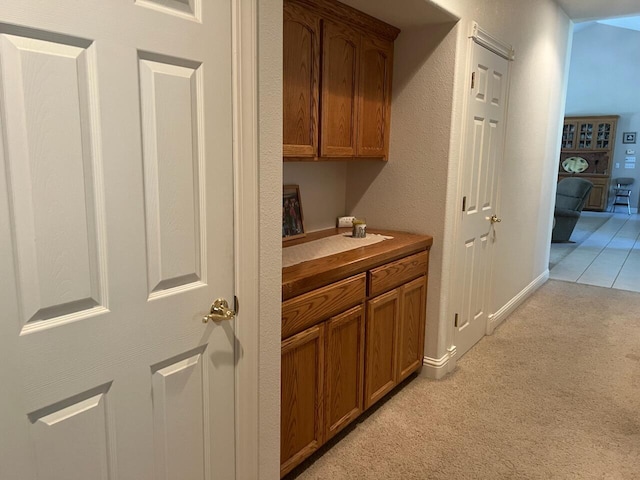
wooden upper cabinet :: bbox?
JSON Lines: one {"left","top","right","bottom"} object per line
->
{"left": 283, "top": 1, "right": 320, "bottom": 157}
{"left": 357, "top": 35, "right": 393, "bottom": 158}
{"left": 594, "top": 120, "right": 615, "bottom": 150}
{"left": 561, "top": 121, "right": 577, "bottom": 150}
{"left": 559, "top": 115, "right": 618, "bottom": 212}
{"left": 562, "top": 116, "right": 617, "bottom": 152}
{"left": 321, "top": 20, "right": 360, "bottom": 157}
{"left": 283, "top": 0, "right": 399, "bottom": 161}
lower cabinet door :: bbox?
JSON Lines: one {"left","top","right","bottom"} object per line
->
{"left": 584, "top": 177, "right": 608, "bottom": 211}
{"left": 281, "top": 324, "right": 325, "bottom": 477}
{"left": 364, "top": 288, "right": 400, "bottom": 409}
{"left": 325, "top": 304, "right": 365, "bottom": 440}
{"left": 397, "top": 276, "right": 427, "bottom": 382}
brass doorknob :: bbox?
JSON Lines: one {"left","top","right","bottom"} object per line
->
{"left": 490, "top": 215, "right": 502, "bottom": 224}
{"left": 202, "top": 298, "right": 237, "bottom": 323}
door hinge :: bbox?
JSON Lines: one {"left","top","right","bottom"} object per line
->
{"left": 462, "top": 196, "right": 467, "bottom": 212}
{"left": 454, "top": 313, "right": 459, "bottom": 328}
{"left": 471, "top": 72, "right": 475, "bottom": 89}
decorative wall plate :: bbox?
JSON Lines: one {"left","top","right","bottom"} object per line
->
{"left": 562, "top": 156, "right": 589, "bottom": 173}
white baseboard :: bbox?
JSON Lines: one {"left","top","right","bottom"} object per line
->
{"left": 422, "top": 345, "right": 457, "bottom": 379}
{"left": 486, "top": 269, "right": 549, "bottom": 335}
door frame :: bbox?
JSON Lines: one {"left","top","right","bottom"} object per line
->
{"left": 448, "top": 22, "right": 514, "bottom": 363}
{"left": 232, "top": 0, "right": 260, "bottom": 477}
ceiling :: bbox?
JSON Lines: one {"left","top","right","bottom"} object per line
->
{"left": 597, "top": 16, "right": 640, "bottom": 32}
{"left": 339, "top": 0, "right": 640, "bottom": 31}
{"left": 555, "top": 0, "right": 640, "bottom": 21}
{"left": 339, "top": 0, "right": 457, "bottom": 29}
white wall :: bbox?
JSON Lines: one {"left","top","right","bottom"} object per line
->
{"left": 273, "top": 0, "right": 571, "bottom": 388}
{"left": 345, "top": 21, "right": 457, "bottom": 358}
{"left": 258, "top": 0, "right": 282, "bottom": 477}
{"left": 565, "top": 23, "right": 640, "bottom": 209}
{"left": 283, "top": 162, "right": 347, "bottom": 231}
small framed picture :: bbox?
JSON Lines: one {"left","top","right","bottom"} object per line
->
{"left": 283, "top": 185, "right": 305, "bottom": 241}
{"left": 623, "top": 132, "right": 636, "bottom": 144}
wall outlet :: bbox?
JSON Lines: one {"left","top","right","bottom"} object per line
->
{"left": 337, "top": 216, "right": 356, "bottom": 228}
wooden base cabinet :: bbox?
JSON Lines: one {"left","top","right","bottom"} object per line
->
{"left": 280, "top": 234, "right": 431, "bottom": 477}
{"left": 397, "top": 276, "right": 428, "bottom": 382}
{"left": 281, "top": 305, "right": 365, "bottom": 477}
{"left": 281, "top": 325, "right": 325, "bottom": 477}
{"left": 583, "top": 176, "right": 609, "bottom": 211}
{"left": 364, "top": 289, "right": 400, "bottom": 408}
{"left": 324, "top": 305, "right": 365, "bottom": 440}
{"left": 364, "top": 275, "right": 427, "bottom": 409}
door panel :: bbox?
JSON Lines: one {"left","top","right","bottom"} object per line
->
{"left": 0, "top": 32, "right": 106, "bottom": 329}
{"left": 139, "top": 55, "right": 205, "bottom": 296}
{"left": 0, "top": 1, "right": 236, "bottom": 479}
{"left": 281, "top": 325, "right": 325, "bottom": 477}
{"left": 283, "top": 1, "right": 319, "bottom": 157}
{"left": 29, "top": 387, "right": 113, "bottom": 480}
{"left": 397, "top": 276, "right": 427, "bottom": 381}
{"left": 325, "top": 305, "right": 365, "bottom": 440}
{"left": 151, "top": 348, "right": 208, "bottom": 480}
{"left": 357, "top": 35, "right": 392, "bottom": 158}
{"left": 584, "top": 177, "right": 607, "bottom": 211}
{"left": 364, "top": 289, "right": 399, "bottom": 409}
{"left": 321, "top": 20, "right": 359, "bottom": 157}
{"left": 455, "top": 42, "right": 509, "bottom": 358}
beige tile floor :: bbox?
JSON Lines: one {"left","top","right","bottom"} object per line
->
{"left": 550, "top": 212, "right": 640, "bottom": 292}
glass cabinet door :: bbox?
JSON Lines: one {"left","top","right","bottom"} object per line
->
{"left": 595, "top": 122, "right": 613, "bottom": 149}
{"left": 577, "top": 122, "right": 594, "bottom": 149}
{"left": 562, "top": 122, "right": 577, "bottom": 149}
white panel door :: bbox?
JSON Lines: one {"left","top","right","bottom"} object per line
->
{"left": 454, "top": 42, "right": 509, "bottom": 358}
{"left": 0, "top": 0, "right": 236, "bottom": 479}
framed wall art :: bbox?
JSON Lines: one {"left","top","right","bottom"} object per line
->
{"left": 283, "top": 185, "right": 305, "bottom": 241}
{"left": 622, "top": 132, "right": 636, "bottom": 144}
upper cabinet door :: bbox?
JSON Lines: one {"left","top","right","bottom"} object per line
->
{"left": 595, "top": 121, "right": 615, "bottom": 150}
{"left": 561, "top": 121, "right": 578, "bottom": 150}
{"left": 357, "top": 35, "right": 393, "bottom": 159}
{"left": 321, "top": 20, "right": 360, "bottom": 157}
{"left": 576, "top": 121, "right": 595, "bottom": 150}
{"left": 283, "top": 1, "right": 320, "bottom": 157}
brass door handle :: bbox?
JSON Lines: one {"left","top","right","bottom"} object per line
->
{"left": 202, "top": 298, "right": 237, "bottom": 323}
{"left": 490, "top": 215, "right": 502, "bottom": 224}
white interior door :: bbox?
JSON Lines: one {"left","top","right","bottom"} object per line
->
{"left": 454, "top": 41, "right": 509, "bottom": 359}
{"left": 0, "top": 1, "right": 236, "bottom": 479}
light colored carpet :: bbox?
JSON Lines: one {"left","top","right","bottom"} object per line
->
{"left": 549, "top": 212, "right": 613, "bottom": 269}
{"left": 289, "top": 280, "right": 640, "bottom": 480}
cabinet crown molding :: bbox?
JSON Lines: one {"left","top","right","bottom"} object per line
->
{"left": 288, "top": 0, "right": 401, "bottom": 41}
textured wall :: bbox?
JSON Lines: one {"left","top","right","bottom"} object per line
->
{"left": 283, "top": 162, "right": 348, "bottom": 231}
{"left": 565, "top": 23, "right": 640, "bottom": 209}
{"left": 344, "top": 0, "right": 572, "bottom": 362}
{"left": 258, "top": 0, "right": 282, "bottom": 477}
{"left": 438, "top": 0, "right": 571, "bottom": 359}
{"left": 345, "top": 22, "right": 457, "bottom": 358}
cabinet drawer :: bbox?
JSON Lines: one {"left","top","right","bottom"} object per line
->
{"left": 368, "top": 251, "right": 428, "bottom": 297}
{"left": 282, "top": 273, "right": 366, "bottom": 339}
